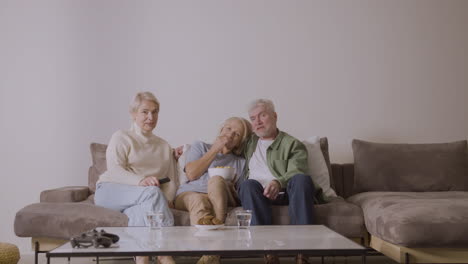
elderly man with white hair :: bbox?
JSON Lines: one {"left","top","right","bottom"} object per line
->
{"left": 238, "top": 99, "right": 318, "bottom": 264}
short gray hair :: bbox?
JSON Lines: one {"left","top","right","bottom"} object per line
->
{"left": 247, "top": 99, "right": 275, "bottom": 114}
{"left": 129, "top": 92, "right": 160, "bottom": 113}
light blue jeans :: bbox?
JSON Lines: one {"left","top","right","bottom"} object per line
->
{"left": 95, "top": 182, "right": 174, "bottom": 227}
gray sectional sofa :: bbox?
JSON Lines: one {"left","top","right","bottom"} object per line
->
{"left": 15, "top": 138, "right": 366, "bottom": 261}
{"left": 14, "top": 138, "right": 468, "bottom": 264}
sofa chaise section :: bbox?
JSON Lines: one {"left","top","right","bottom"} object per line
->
{"left": 348, "top": 139, "right": 468, "bottom": 263}
{"left": 348, "top": 191, "right": 468, "bottom": 247}
{"left": 14, "top": 202, "right": 128, "bottom": 240}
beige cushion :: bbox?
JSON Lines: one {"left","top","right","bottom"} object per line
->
{"left": 176, "top": 144, "right": 191, "bottom": 185}
{"left": 303, "top": 136, "right": 337, "bottom": 198}
{"left": 352, "top": 139, "right": 468, "bottom": 192}
{"left": 349, "top": 191, "right": 468, "bottom": 247}
{"left": 318, "top": 137, "right": 333, "bottom": 184}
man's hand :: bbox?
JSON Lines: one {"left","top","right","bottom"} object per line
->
{"left": 173, "top": 145, "right": 184, "bottom": 161}
{"left": 263, "top": 180, "right": 281, "bottom": 200}
{"left": 139, "top": 176, "right": 160, "bottom": 187}
{"left": 211, "top": 136, "right": 231, "bottom": 153}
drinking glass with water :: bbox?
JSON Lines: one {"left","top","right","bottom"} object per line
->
{"left": 146, "top": 211, "right": 164, "bottom": 230}
{"left": 236, "top": 210, "right": 252, "bottom": 229}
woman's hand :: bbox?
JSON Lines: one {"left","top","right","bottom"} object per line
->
{"left": 139, "top": 176, "right": 160, "bottom": 187}
{"left": 211, "top": 136, "right": 230, "bottom": 153}
{"left": 173, "top": 145, "right": 184, "bottom": 161}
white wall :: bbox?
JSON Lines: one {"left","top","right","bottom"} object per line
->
{"left": 1, "top": 0, "right": 467, "bottom": 253}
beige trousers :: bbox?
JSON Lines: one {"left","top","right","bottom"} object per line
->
{"left": 175, "top": 176, "right": 239, "bottom": 225}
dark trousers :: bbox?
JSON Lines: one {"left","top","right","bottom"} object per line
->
{"left": 238, "top": 174, "right": 316, "bottom": 225}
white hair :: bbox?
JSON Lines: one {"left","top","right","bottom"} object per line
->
{"left": 247, "top": 99, "right": 276, "bottom": 114}
{"left": 129, "top": 91, "right": 160, "bottom": 113}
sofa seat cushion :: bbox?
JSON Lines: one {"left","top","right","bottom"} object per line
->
{"left": 225, "top": 198, "right": 364, "bottom": 238}
{"left": 313, "top": 197, "right": 365, "bottom": 238}
{"left": 14, "top": 203, "right": 128, "bottom": 240}
{"left": 348, "top": 191, "right": 468, "bottom": 247}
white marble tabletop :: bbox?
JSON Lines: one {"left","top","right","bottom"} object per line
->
{"left": 48, "top": 225, "right": 365, "bottom": 257}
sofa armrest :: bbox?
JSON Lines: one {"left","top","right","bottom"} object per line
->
{"left": 40, "top": 186, "right": 90, "bottom": 203}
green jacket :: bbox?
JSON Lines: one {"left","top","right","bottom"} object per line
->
{"left": 243, "top": 130, "right": 326, "bottom": 203}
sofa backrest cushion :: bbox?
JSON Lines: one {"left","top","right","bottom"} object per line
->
{"left": 89, "top": 143, "right": 107, "bottom": 193}
{"left": 352, "top": 139, "right": 468, "bottom": 192}
{"left": 88, "top": 138, "right": 334, "bottom": 194}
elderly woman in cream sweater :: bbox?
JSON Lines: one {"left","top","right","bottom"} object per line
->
{"left": 95, "top": 92, "right": 178, "bottom": 264}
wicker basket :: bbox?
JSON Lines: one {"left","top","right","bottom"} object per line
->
{"left": 0, "top": 243, "right": 20, "bottom": 264}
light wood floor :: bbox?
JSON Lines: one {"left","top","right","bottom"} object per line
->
{"left": 20, "top": 254, "right": 397, "bottom": 264}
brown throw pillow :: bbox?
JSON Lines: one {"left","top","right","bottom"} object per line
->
{"left": 352, "top": 139, "right": 468, "bottom": 193}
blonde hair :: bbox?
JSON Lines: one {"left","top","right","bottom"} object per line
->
{"left": 247, "top": 98, "right": 275, "bottom": 114}
{"left": 129, "top": 92, "right": 160, "bottom": 113}
{"left": 220, "top": 117, "right": 253, "bottom": 156}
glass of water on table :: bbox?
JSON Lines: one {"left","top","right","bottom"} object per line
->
{"left": 236, "top": 210, "right": 252, "bottom": 229}
{"left": 146, "top": 211, "right": 164, "bottom": 230}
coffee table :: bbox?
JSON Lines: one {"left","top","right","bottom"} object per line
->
{"left": 46, "top": 225, "right": 366, "bottom": 263}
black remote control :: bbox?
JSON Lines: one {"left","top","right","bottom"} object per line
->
{"left": 159, "top": 177, "right": 170, "bottom": 184}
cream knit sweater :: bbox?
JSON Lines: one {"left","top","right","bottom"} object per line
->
{"left": 97, "top": 123, "right": 178, "bottom": 201}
